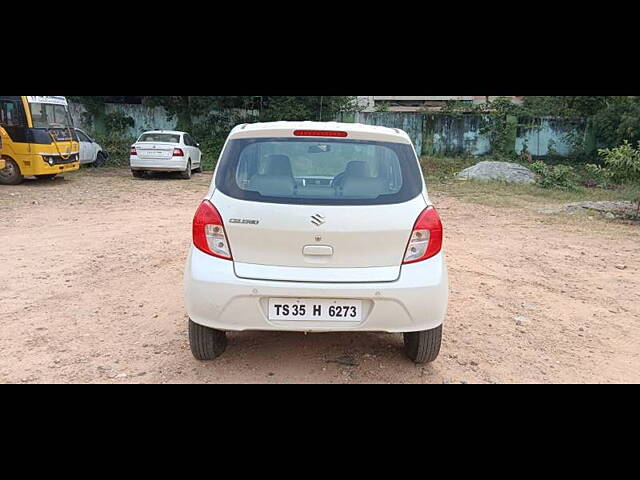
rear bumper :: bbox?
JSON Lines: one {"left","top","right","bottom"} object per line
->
{"left": 130, "top": 156, "right": 187, "bottom": 171}
{"left": 184, "top": 247, "right": 449, "bottom": 333}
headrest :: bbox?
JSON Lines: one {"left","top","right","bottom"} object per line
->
{"left": 266, "top": 155, "right": 293, "bottom": 177}
{"left": 345, "top": 161, "right": 370, "bottom": 178}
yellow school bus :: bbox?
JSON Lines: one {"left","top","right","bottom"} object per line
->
{"left": 0, "top": 96, "right": 79, "bottom": 185}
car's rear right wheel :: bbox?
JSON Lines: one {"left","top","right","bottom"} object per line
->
{"left": 180, "top": 161, "right": 192, "bottom": 180}
{"left": 188, "top": 318, "right": 227, "bottom": 360}
{"left": 403, "top": 325, "right": 442, "bottom": 364}
{"left": 131, "top": 170, "right": 145, "bottom": 178}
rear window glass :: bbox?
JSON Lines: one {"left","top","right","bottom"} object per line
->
{"left": 138, "top": 133, "right": 180, "bottom": 143}
{"left": 215, "top": 138, "right": 423, "bottom": 205}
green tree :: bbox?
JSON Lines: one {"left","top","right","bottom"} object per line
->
{"left": 67, "top": 96, "right": 108, "bottom": 134}
{"left": 258, "top": 96, "right": 357, "bottom": 122}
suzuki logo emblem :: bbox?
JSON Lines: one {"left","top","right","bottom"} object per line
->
{"left": 311, "top": 214, "right": 325, "bottom": 226}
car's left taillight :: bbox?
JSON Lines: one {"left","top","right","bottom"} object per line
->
{"left": 130, "top": 146, "right": 137, "bottom": 156}
{"left": 403, "top": 206, "right": 443, "bottom": 264}
{"left": 192, "top": 200, "right": 232, "bottom": 260}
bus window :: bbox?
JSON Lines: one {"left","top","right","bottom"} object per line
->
{"left": 0, "top": 100, "right": 24, "bottom": 126}
{"left": 30, "top": 102, "right": 73, "bottom": 129}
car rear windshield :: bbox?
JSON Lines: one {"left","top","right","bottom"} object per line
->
{"left": 138, "top": 133, "right": 180, "bottom": 143}
{"left": 215, "top": 137, "right": 423, "bottom": 205}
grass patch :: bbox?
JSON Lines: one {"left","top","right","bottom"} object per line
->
{"left": 421, "top": 155, "right": 640, "bottom": 209}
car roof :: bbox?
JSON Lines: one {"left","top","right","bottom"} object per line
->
{"left": 228, "top": 121, "right": 412, "bottom": 145}
{"left": 140, "top": 130, "right": 185, "bottom": 135}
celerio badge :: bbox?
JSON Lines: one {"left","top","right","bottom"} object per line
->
{"left": 229, "top": 219, "right": 259, "bottom": 225}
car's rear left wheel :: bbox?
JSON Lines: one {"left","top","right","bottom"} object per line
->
{"left": 188, "top": 318, "right": 227, "bottom": 360}
{"left": 131, "top": 170, "right": 145, "bottom": 179}
{"left": 403, "top": 325, "right": 442, "bottom": 364}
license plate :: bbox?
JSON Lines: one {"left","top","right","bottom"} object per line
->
{"left": 143, "top": 150, "right": 167, "bottom": 157}
{"left": 268, "top": 298, "right": 362, "bottom": 322}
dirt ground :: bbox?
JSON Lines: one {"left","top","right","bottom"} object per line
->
{"left": 1, "top": 168, "right": 639, "bottom": 384}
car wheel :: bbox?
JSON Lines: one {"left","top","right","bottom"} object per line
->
{"left": 180, "top": 160, "right": 192, "bottom": 180}
{"left": 403, "top": 325, "right": 442, "bottom": 364}
{"left": 94, "top": 151, "right": 106, "bottom": 168}
{"left": 35, "top": 174, "right": 57, "bottom": 180}
{"left": 131, "top": 170, "right": 146, "bottom": 179}
{"left": 188, "top": 318, "right": 227, "bottom": 360}
{"left": 0, "top": 158, "right": 24, "bottom": 185}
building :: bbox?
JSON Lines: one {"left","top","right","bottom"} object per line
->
{"left": 357, "top": 96, "right": 524, "bottom": 112}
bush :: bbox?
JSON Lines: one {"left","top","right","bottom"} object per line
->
{"left": 530, "top": 161, "right": 579, "bottom": 190}
{"left": 597, "top": 141, "right": 640, "bottom": 184}
{"left": 93, "top": 133, "right": 136, "bottom": 167}
{"left": 583, "top": 163, "right": 613, "bottom": 188}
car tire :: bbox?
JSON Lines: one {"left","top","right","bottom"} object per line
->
{"left": 35, "top": 174, "right": 57, "bottom": 180}
{"left": 94, "top": 151, "right": 106, "bottom": 168}
{"left": 403, "top": 325, "right": 442, "bottom": 364}
{"left": 0, "top": 158, "right": 24, "bottom": 185}
{"left": 188, "top": 318, "right": 227, "bottom": 360}
{"left": 131, "top": 170, "right": 146, "bottom": 179}
{"left": 180, "top": 160, "right": 192, "bottom": 180}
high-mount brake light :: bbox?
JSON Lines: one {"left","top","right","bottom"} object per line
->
{"left": 192, "top": 201, "right": 232, "bottom": 260}
{"left": 293, "top": 130, "right": 348, "bottom": 138}
{"left": 403, "top": 207, "right": 443, "bottom": 264}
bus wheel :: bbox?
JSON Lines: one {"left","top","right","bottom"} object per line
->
{"left": 35, "top": 174, "right": 57, "bottom": 181}
{"left": 0, "top": 158, "right": 24, "bottom": 185}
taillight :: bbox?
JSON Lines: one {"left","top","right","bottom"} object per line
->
{"left": 192, "top": 200, "right": 232, "bottom": 260}
{"left": 403, "top": 207, "right": 443, "bottom": 264}
{"left": 130, "top": 146, "right": 137, "bottom": 156}
{"left": 293, "top": 130, "right": 348, "bottom": 137}
{"left": 173, "top": 148, "right": 184, "bottom": 157}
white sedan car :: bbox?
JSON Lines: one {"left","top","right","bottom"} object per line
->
{"left": 76, "top": 128, "right": 108, "bottom": 167}
{"left": 129, "top": 130, "right": 202, "bottom": 179}
{"left": 184, "top": 121, "right": 449, "bottom": 364}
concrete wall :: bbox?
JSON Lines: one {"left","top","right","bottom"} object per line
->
{"left": 69, "top": 102, "right": 257, "bottom": 138}
{"left": 69, "top": 102, "right": 584, "bottom": 158}
{"left": 338, "top": 111, "right": 584, "bottom": 158}
{"left": 69, "top": 102, "right": 177, "bottom": 137}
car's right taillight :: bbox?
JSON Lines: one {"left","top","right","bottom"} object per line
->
{"left": 192, "top": 200, "right": 232, "bottom": 260}
{"left": 173, "top": 148, "right": 184, "bottom": 157}
{"left": 403, "top": 206, "right": 443, "bottom": 264}
{"left": 130, "top": 146, "right": 137, "bottom": 156}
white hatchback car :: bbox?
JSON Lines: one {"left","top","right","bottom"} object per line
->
{"left": 130, "top": 130, "right": 202, "bottom": 179}
{"left": 76, "top": 128, "right": 108, "bottom": 167}
{"left": 184, "top": 121, "right": 448, "bottom": 363}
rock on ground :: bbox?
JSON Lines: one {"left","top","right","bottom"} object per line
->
{"left": 457, "top": 161, "right": 536, "bottom": 184}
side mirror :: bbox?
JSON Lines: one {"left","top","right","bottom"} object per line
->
{"left": 196, "top": 143, "right": 200, "bottom": 148}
